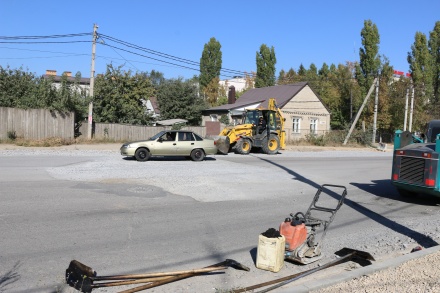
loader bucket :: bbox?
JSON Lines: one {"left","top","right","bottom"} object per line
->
{"left": 215, "top": 136, "right": 230, "bottom": 155}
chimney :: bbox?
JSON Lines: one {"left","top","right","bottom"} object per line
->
{"left": 46, "top": 69, "right": 57, "bottom": 76}
{"left": 63, "top": 71, "right": 72, "bottom": 77}
{"left": 228, "top": 85, "right": 236, "bottom": 104}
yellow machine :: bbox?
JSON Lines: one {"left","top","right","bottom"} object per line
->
{"left": 216, "top": 98, "right": 286, "bottom": 155}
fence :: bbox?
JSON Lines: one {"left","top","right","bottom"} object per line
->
{"left": 0, "top": 107, "right": 74, "bottom": 140}
{"left": 78, "top": 122, "right": 207, "bottom": 141}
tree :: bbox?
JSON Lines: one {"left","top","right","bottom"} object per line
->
{"left": 255, "top": 44, "right": 276, "bottom": 88}
{"left": 204, "top": 76, "right": 220, "bottom": 106}
{"left": 429, "top": 21, "right": 440, "bottom": 104}
{"left": 147, "top": 70, "right": 165, "bottom": 89}
{"left": 356, "top": 19, "right": 381, "bottom": 96}
{"left": 93, "top": 64, "right": 155, "bottom": 125}
{"left": 199, "top": 37, "right": 222, "bottom": 92}
{"left": 156, "top": 78, "right": 207, "bottom": 125}
{"left": 408, "top": 31, "right": 434, "bottom": 123}
{"left": 0, "top": 66, "right": 89, "bottom": 122}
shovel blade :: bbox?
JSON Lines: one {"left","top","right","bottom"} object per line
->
{"left": 65, "top": 260, "right": 95, "bottom": 293}
{"left": 215, "top": 136, "right": 230, "bottom": 154}
{"left": 335, "top": 247, "right": 375, "bottom": 261}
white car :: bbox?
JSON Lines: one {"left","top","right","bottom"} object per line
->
{"left": 120, "top": 130, "right": 217, "bottom": 162}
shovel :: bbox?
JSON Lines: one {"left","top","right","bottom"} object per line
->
{"left": 66, "top": 258, "right": 249, "bottom": 293}
{"left": 231, "top": 248, "right": 374, "bottom": 293}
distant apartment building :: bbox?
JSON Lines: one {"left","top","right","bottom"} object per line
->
{"left": 219, "top": 76, "right": 253, "bottom": 93}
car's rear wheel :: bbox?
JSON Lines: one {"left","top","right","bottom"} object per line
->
{"left": 190, "top": 149, "right": 205, "bottom": 161}
{"left": 135, "top": 148, "right": 150, "bottom": 162}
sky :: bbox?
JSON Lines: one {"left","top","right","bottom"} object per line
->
{"left": 1, "top": 1, "right": 439, "bottom": 81}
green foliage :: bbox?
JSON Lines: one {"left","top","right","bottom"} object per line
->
{"left": 156, "top": 78, "right": 207, "bottom": 125}
{"left": 199, "top": 37, "right": 222, "bottom": 91}
{"left": 0, "top": 66, "right": 89, "bottom": 123}
{"left": 357, "top": 19, "right": 381, "bottom": 96}
{"left": 305, "top": 133, "right": 325, "bottom": 146}
{"left": 7, "top": 130, "right": 17, "bottom": 140}
{"left": 93, "top": 64, "right": 155, "bottom": 125}
{"left": 429, "top": 21, "right": 440, "bottom": 103}
{"left": 255, "top": 44, "right": 276, "bottom": 88}
{"left": 219, "top": 114, "right": 230, "bottom": 125}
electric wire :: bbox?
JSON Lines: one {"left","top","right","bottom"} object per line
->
{"left": 0, "top": 33, "right": 91, "bottom": 40}
{"left": 98, "top": 33, "right": 254, "bottom": 77}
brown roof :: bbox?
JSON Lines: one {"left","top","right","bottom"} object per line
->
{"left": 149, "top": 96, "right": 160, "bottom": 114}
{"left": 206, "top": 82, "right": 309, "bottom": 112}
{"left": 42, "top": 74, "right": 90, "bottom": 85}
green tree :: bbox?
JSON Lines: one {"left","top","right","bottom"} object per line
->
{"left": 297, "top": 64, "right": 307, "bottom": 80}
{"left": 0, "top": 66, "right": 88, "bottom": 122}
{"left": 199, "top": 37, "right": 222, "bottom": 92}
{"left": 204, "top": 76, "right": 220, "bottom": 106}
{"left": 148, "top": 70, "right": 165, "bottom": 89}
{"left": 93, "top": 64, "right": 155, "bottom": 125}
{"left": 156, "top": 78, "right": 207, "bottom": 125}
{"left": 429, "top": 21, "right": 440, "bottom": 104}
{"left": 255, "top": 44, "right": 276, "bottom": 88}
{"left": 408, "top": 31, "right": 434, "bottom": 122}
{"left": 356, "top": 19, "right": 381, "bottom": 96}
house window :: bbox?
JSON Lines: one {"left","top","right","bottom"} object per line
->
{"left": 310, "top": 118, "right": 318, "bottom": 134}
{"left": 292, "top": 117, "right": 301, "bottom": 133}
{"left": 210, "top": 114, "right": 218, "bottom": 122}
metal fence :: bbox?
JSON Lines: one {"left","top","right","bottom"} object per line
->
{"left": 0, "top": 107, "right": 74, "bottom": 140}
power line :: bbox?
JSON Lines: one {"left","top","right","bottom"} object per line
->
{"left": 0, "top": 33, "right": 91, "bottom": 40}
{"left": 0, "top": 41, "right": 91, "bottom": 44}
{"left": 98, "top": 33, "right": 254, "bottom": 77}
{"left": 0, "top": 31, "right": 256, "bottom": 79}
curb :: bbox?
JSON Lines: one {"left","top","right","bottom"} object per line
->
{"left": 278, "top": 245, "right": 440, "bottom": 292}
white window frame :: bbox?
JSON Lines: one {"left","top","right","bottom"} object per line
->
{"left": 292, "top": 117, "right": 301, "bottom": 133}
{"left": 310, "top": 118, "right": 318, "bottom": 134}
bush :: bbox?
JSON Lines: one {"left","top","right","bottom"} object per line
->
{"left": 7, "top": 131, "right": 17, "bottom": 140}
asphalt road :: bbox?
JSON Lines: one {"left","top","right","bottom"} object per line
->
{"left": 1, "top": 149, "right": 439, "bottom": 292}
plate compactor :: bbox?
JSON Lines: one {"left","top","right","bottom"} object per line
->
{"left": 280, "top": 184, "right": 347, "bottom": 265}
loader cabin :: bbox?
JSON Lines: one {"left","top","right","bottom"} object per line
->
{"left": 201, "top": 82, "right": 331, "bottom": 140}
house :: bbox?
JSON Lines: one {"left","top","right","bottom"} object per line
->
{"left": 42, "top": 70, "right": 91, "bottom": 93}
{"left": 201, "top": 82, "right": 331, "bottom": 141}
{"left": 143, "top": 96, "right": 160, "bottom": 118}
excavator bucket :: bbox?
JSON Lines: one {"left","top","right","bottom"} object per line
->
{"left": 215, "top": 136, "right": 230, "bottom": 155}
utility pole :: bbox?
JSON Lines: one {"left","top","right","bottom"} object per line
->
{"left": 372, "top": 77, "right": 379, "bottom": 144}
{"left": 409, "top": 82, "right": 414, "bottom": 132}
{"left": 403, "top": 88, "right": 409, "bottom": 131}
{"left": 343, "top": 78, "right": 377, "bottom": 145}
{"left": 87, "top": 23, "right": 98, "bottom": 140}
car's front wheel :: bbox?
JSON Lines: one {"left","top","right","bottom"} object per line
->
{"left": 135, "top": 148, "right": 150, "bottom": 162}
{"left": 190, "top": 149, "right": 205, "bottom": 161}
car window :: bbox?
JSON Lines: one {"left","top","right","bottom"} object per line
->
{"left": 178, "top": 132, "right": 195, "bottom": 141}
{"left": 193, "top": 133, "right": 203, "bottom": 141}
{"left": 150, "top": 131, "right": 165, "bottom": 140}
{"left": 160, "top": 132, "right": 176, "bottom": 141}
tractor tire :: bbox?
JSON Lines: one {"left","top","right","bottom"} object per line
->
{"left": 235, "top": 138, "right": 252, "bottom": 155}
{"left": 262, "top": 134, "right": 280, "bottom": 155}
{"left": 135, "top": 148, "right": 150, "bottom": 162}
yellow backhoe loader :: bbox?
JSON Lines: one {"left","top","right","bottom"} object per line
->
{"left": 216, "top": 98, "right": 286, "bottom": 155}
